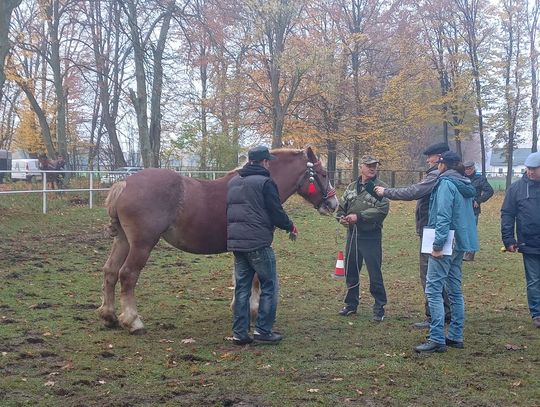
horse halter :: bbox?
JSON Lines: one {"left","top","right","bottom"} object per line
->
{"left": 297, "top": 160, "right": 336, "bottom": 209}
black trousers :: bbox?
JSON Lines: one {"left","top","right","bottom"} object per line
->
{"left": 343, "top": 231, "right": 387, "bottom": 317}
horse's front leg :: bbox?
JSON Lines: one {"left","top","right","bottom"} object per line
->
{"left": 250, "top": 274, "right": 261, "bottom": 323}
{"left": 97, "top": 236, "right": 129, "bottom": 328}
{"left": 117, "top": 244, "right": 154, "bottom": 334}
{"left": 231, "top": 271, "right": 260, "bottom": 324}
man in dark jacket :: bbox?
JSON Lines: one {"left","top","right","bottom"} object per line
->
{"left": 227, "top": 145, "right": 298, "bottom": 345}
{"left": 462, "top": 161, "right": 494, "bottom": 261}
{"left": 336, "top": 155, "right": 390, "bottom": 321}
{"left": 501, "top": 151, "right": 540, "bottom": 329}
{"left": 374, "top": 142, "right": 451, "bottom": 329}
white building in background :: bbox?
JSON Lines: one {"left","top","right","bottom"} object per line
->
{"left": 488, "top": 148, "right": 532, "bottom": 176}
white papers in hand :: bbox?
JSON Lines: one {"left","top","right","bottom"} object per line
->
{"left": 421, "top": 228, "right": 454, "bottom": 255}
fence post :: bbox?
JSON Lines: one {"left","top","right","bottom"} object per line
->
{"left": 42, "top": 172, "right": 47, "bottom": 214}
{"left": 391, "top": 171, "right": 396, "bottom": 187}
{"left": 89, "top": 172, "right": 93, "bottom": 209}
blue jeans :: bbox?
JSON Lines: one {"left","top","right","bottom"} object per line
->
{"left": 233, "top": 247, "right": 278, "bottom": 339}
{"left": 523, "top": 253, "right": 540, "bottom": 319}
{"left": 425, "top": 251, "right": 465, "bottom": 345}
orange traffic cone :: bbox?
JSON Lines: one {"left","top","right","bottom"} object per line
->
{"left": 334, "top": 251, "right": 345, "bottom": 279}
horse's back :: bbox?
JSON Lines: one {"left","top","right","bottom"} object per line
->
{"left": 118, "top": 168, "right": 185, "bottom": 214}
{"left": 112, "top": 168, "right": 230, "bottom": 254}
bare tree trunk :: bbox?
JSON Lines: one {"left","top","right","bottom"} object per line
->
{"left": 528, "top": 0, "right": 540, "bottom": 152}
{"left": 199, "top": 42, "right": 209, "bottom": 171}
{"left": 18, "top": 82, "right": 55, "bottom": 156}
{"left": 326, "top": 139, "right": 337, "bottom": 186}
{"left": 122, "top": 0, "right": 151, "bottom": 167}
{"left": 88, "top": 0, "right": 126, "bottom": 168}
{"left": 148, "top": 2, "right": 174, "bottom": 168}
{"left": 454, "top": 129, "right": 462, "bottom": 157}
{"left": 501, "top": 0, "right": 525, "bottom": 190}
{"left": 0, "top": 0, "right": 22, "bottom": 101}
{"left": 45, "top": 0, "right": 67, "bottom": 160}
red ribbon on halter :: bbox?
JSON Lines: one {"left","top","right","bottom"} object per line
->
{"left": 308, "top": 183, "right": 316, "bottom": 194}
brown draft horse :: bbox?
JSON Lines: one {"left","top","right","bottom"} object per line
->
{"left": 98, "top": 147, "right": 339, "bottom": 334}
{"left": 38, "top": 154, "right": 65, "bottom": 189}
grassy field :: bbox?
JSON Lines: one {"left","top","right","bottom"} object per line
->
{"left": 0, "top": 190, "right": 539, "bottom": 406}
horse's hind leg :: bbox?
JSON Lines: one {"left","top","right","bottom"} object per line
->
{"left": 117, "top": 243, "right": 154, "bottom": 334}
{"left": 97, "top": 235, "right": 129, "bottom": 328}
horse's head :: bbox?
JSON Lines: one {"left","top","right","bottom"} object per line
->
{"left": 269, "top": 147, "right": 338, "bottom": 215}
{"left": 297, "top": 147, "right": 339, "bottom": 215}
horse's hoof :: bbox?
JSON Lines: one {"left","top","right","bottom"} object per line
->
{"left": 103, "top": 319, "right": 120, "bottom": 329}
{"left": 130, "top": 327, "right": 146, "bottom": 335}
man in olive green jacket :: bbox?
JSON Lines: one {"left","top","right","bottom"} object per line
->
{"left": 336, "top": 155, "right": 390, "bottom": 321}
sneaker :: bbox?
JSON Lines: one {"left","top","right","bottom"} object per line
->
{"left": 232, "top": 336, "right": 253, "bottom": 346}
{"left": 253, "top": 331, "right": 283, "bottom": 344}
{"left": 338, "top": 306, "right": 357, "bottom": 316}
{"left": 413, "top": 319, "right": 430, "bottom": 329}
{"left": 445, "top": 338, "right": 464, "bottom": 349}
{"left": 414, "top": 340, "right": 447, "bottom": 353}
{"left": 533, "top": 317, "right": 540, "bottom": 329}
{"left": 372, "top": 314, "right": 384, "bottom": 322}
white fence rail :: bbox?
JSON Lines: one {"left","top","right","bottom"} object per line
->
{"left": 0, "top": 169, "right": 228, "bottom": 214}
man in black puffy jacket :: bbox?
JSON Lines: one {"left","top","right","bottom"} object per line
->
{"left": 227, "top": 146, "right": 298, "bottom": 345}
{"left": 501, "top": 152, "right": 540, "bottom": 329}
{"left": 463, "top": 161, "right": 494, "bottom": 261}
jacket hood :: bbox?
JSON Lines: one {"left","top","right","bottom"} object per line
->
{"left": 440, "top": 169, "right": 476, "bottom": 198}
{"left": 521, "top": 172, "right": 540, "bottom": 184}
{"left": 238, "top": 162, "right": 270, "bottom": 178}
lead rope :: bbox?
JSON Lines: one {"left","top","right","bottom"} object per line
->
{"left": 344, "top": 224, "right": 360, "bottom": 293}
{"left": 335, "top": 222, "right": 360, "bottom": 304}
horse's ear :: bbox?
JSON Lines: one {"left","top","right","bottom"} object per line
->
{"left": 306, "top": 146, "right": 318, "bottom": 163}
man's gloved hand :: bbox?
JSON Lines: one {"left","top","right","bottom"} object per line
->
{"left": 289, "top": 224, "right": 298, "bottom": 241}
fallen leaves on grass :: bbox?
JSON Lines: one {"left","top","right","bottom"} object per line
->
{"left": 511, "top": 380, "right": 522, "bottom": 387}
{"left": 505, "top": 343, "right": 526, "bottom": 351}
{"left": 219, "top": 351, "right": 240, "bottom": 361}
{"left": 61, "top": 360, "right": 74, "bottom": 370}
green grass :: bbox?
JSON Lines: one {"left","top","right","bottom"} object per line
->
{"left": 0, "top": 192, "right": 539, "bottom": 406}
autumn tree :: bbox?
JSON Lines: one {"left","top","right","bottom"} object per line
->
{"left": 81, "top": 0, "right": 128, "bottom": 169}
{"left": 491, "top": 0, "right": 529, "bottom": 190}
{"left": 12, "top": 101, "right": 44, "bottom": 154}
{"left": 243, "top": 0, "right": 308, "bottom": 148}
{"left": 120, "top": 0, "right": 176, "bottom": 168}
{"left": 454, "top": 0, "right": 493, "bottom": 174}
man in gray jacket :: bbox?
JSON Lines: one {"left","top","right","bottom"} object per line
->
{"left": 462, "top": 160, "right": 494, "bottom": 261}
{"left": 374, "top": 142, "right": 451, "bottom": 329}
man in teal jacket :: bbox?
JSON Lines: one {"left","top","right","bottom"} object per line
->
{"left": 415, "top": 151, "right": 479, "bottom": 353}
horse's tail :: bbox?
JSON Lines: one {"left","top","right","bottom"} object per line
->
{"left": 105, "top": 181, "right": 127, "bottom": 237}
